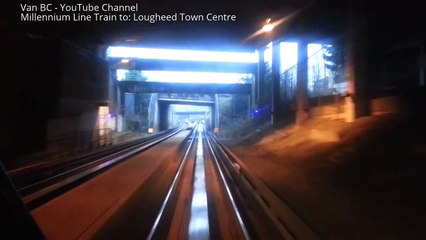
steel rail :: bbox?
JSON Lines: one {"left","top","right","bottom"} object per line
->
{"left": 9, "top": 126, "right": 182, "bottom": 179}
{"left": 209, "top": 132, "right": 322, "bottom": 240}
{"left": 146, "top": 125, "right": 198, "bottom": 240}
{"left": 204, "top": 130, "right": 252, "bottom": 240}
{"left": 207, "top": 132, "right": 294, "bottom": 239}
{"left": 19, "top": 126, "right": 186, "bottom": 207}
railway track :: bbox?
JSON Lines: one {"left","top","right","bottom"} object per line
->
{"left": 9, "top": 126, "right": 185, "bottom": 209}
{"left": 12, "top": 123, "right": 320, "bottom": 239}
{"left": 144, "top": 124, "right": 321, "bottom": 240}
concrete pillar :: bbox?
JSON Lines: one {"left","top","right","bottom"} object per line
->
{"left": 109, "top": 69, "right": 117, "bottom": 111}
{"left": 117, "top": 85, "right": 124, "bottom": 116}
{"left": 257, "top": 47, "right": 266, "bottom": 108}
{"left": 248, "top": 94, "right": 252, "bottom": 119}
{"left": 271, "top": 42, "right": 281, "bottom": 125}
{"left": 152, "top": 94, "right": 159, "bottom": 132}
{"left": 344, "top": 45, "right": 356, "bottom": 122}
{"left": 296, "top": 41, "right": 309, "bottom": 125}
{"left": 214, "top": 94, "right": 220, "bottom": 133}
{"left": 344, "top": 0, "right": 368, "bottom": 121}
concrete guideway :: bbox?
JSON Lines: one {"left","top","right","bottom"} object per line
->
{"left": 30, "top": 124, "right": 321, "bottom": 239}
{"left": 31, "top": 131, "right": 191, "bottom": 240}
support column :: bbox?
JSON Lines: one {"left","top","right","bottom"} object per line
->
{"left": 344, "top": 40, "right": 356, "bottom": 122}
{"left": 344, "top": 0, "right": 369, "bottom": 121}
{"left": 118, "top": 85, "right": 125, "bottom": 116}
{"left": 271, "top": 42, "right": 281, "bottom": 125}
{"left": 345, "top": 1, "right": 358, "bottom": 122}
{"left": 109, "top": 69, "right": 120, "bottom": 133}
{"left": 214, "top": 94, "right": 220, "bottom": 132}
{"left": 116, "top": 84, "right": 126, "bottom": 132}
{"left": 248, "top": 94, "right": 252, "bottom": 119}
{"left": 257, "top": 47, "right": 266, "bottom": 108}
{"left": 296, "top": 41, "right": 309, "bottom": 125}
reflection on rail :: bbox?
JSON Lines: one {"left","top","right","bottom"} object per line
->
{"left": 147, "top": 126, "right": 198, "bottom": 239}
{"left": 148, "top": 123, "right": 319, "bottom": 239}
{"left": 187, "top": 125, "right": 209, "bottom": 239}
{"left": 207, "top": 130, "right": 321, "bottom": 240}
{"left": 12, "top": 123, "right": 320, "bottom": 239}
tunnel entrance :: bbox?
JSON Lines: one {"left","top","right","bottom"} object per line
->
{"left": 158, "top": 96, "right": 215, "bottom": 131}
{"left": 161, "top": 103, "right": 212, "bottom": 130}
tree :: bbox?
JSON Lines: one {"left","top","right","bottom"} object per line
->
{"left": 323, "top": 45, "right": 345, "bottom": 84}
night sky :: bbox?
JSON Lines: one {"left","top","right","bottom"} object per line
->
{"left": 1, "top": 0, "right": 425, "bottom": 50}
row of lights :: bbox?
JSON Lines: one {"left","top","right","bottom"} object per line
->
{"left": 117, "top": 17, "right": 277, "bottom": 64}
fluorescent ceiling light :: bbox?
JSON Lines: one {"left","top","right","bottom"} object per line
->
{"left": 107, "top": 47, "right": 258, "bottom": 63}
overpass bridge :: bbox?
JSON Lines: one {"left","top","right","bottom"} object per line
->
{"left": 107, "top": 48, "right": 257, "bottom": 132}
{"left": 106, "top": 42, "right": 351, "bottom": 134}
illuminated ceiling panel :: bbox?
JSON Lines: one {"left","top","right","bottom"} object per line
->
{"left": 107, "top": 46, "right": 258, "bottom": 63}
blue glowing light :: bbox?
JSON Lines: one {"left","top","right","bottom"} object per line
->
{"left": 116, "top": 69, "right": 253, "bottom": 84}
{"left": 107, "top": 46, "right": 258, "bottom": 63}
